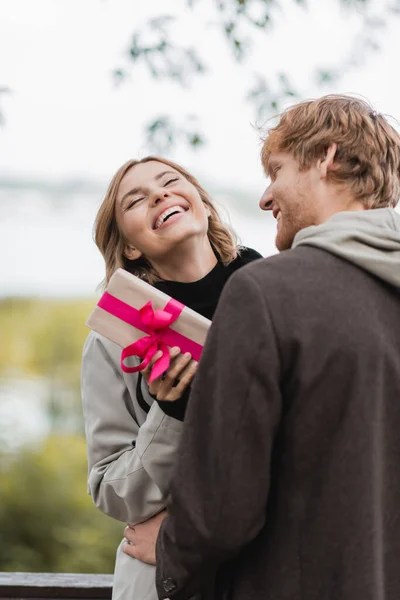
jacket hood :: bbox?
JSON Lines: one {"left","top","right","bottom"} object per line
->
{"left": 292, "top": 208, "right": 400, "bottom": 289}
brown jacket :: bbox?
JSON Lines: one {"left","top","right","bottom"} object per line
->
{"left": 156, "top": 210, "right": 400, "bottom": 600}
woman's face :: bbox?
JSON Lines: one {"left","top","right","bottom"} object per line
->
{"left": 115, "top": 161, "right": 210, "bottom": 262}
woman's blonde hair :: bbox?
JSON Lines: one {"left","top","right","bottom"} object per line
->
{"left": 261, "top": 94, "right": 400, "bottom": 209}
{"left": 95, "top": 156, "right": 239, "bottom": 286}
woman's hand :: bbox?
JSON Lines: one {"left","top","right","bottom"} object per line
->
{"left": 122, "top": 510, "right": 167, "bottom": 565}
{"left": 142, "top": 346, "right": 198, "bottom": 402}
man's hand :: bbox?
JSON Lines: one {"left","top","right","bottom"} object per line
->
{"left": 122, "top": 510, "right": 167, "bottom": 565}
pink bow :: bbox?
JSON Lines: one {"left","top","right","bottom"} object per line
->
{"left": 97, "top": 292, "right": 203, "bottom": 384}
{"left": 121, "top": 301, "right": 180, "bottom": 382}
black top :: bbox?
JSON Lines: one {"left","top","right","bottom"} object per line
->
{"left": 152, "top": 247, "right": 262, "bottom": 420}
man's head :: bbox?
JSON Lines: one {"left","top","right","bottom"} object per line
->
{"left": 260, "top": 94, "right": 400, "bottom": 251}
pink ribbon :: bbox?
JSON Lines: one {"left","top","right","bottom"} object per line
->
{"left": 98, "top": 292, "right": 203, "bottom": 383}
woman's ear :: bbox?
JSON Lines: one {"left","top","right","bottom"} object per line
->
{"left": 124, "top": 244, "right": 143, "bottom": 261}
{"left": 205, "top": 205, "right": 211, "bottom": 217}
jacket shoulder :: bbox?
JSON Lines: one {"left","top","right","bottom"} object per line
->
{"left": 228, "top": 246, "right": 344, "bottom": 303}
{"left": 237, "top": 246, "right": 335, "bottom": 279}
{"left": 82, "top": 330, "right": 121, "bottom": 365}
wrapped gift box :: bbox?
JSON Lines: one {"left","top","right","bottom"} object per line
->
{"left": 86, "top": 268, "right": 211, "bottom": 381}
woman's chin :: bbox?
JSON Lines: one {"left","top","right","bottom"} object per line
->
{"left": 160, "top": 219, "right": 205, "bottom": 238}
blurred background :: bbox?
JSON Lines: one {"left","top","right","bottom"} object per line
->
{"left": 1, "top": 0, "right": 400, "bottom": 575}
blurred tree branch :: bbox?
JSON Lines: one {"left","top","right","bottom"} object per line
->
{"left": 112, "top": 0, "right": 400, "bottom": 153}
{"left": 144, "top": 114, "right": 205, "bottom": 154}
{"left": 1, "top": 1, "right": 398, "bottom": 150}
{"left": 114, "top": 15, "right": 206, "bottom": 86}
{"left": 112, "top": 0, "right": 397, "bottom": 152}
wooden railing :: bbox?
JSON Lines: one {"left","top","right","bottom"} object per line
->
{"left": 0, "top": 573, "right": 113, "bottom": 599}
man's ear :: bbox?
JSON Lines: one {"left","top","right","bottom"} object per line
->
{"left": 318, "top": 143, "right": 337, "bottom": 179}
{"left": 124, "top": 244, "right": 143, "bottom": 261}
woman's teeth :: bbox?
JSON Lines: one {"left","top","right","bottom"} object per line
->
{"left": 155, "top": 205, "right": 184, "bottom": 229}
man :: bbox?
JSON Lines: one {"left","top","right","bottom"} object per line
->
{"left": 124, "top": 95, "right": 400, "bottom": 599}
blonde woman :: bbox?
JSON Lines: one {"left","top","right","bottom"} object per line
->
{"left": 81, "top": 156, "right": 262, "bottom": 600}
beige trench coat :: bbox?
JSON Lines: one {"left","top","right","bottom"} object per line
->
{"left": 81, "top": 331, "right": 183, "bottom": 600}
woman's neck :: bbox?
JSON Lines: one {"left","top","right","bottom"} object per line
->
{"left": 150, "top": 237, "right": 218, "bottom": 283}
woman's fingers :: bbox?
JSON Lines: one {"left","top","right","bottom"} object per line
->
{"left": 168, "top": 346, "right": 182, "bottom": 362}
{"left": 157, "top": 355, "right": 199, "bottom": 402}
{"left": 171, "top": 360, "right": 198, "bottom": 396}
{"left": 165, "top": 352, "right": 192, "bottom": 382}
{"left": 142, "top": 350, "right": 163, "bottom": 384}
{"left": 140, "top": 345, "right": 198, "bottom": 401}
{"left": 144, "top": 346, "right": 181, "bottom": 394}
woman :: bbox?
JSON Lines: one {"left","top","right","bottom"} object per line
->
{"left": 81, "top": 156, "right": 262, "bottom": 600}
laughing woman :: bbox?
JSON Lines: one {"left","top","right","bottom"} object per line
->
{"left": 81, "top": 156, "right": 262, "bottom": 600}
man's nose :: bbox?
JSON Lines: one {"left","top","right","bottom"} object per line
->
{"left": 259, "top": 186, "right": 273, "bottom": 211}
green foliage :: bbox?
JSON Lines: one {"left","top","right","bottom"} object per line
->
{"left": 0, "top": 297, "right": 97, "bottom": 438}
{"left": 248, "top": 72, "right": 298, "bottom": 121}
{"left": 113, "top": 0, "right": 398, "bottom": 151}
{"left": 114, "top": 15, "right": 205, "bottom": 86}
{"left": 0, "top": 297, "right": 94, "bottom": 383}
{"left": 0, "top": 436, "right": 123, "bottom": 573}
{"left": 0, "top": 298, "right": 125, "bottom": 573}
{"left": 3, "top": 0, "right": 399, "bottom": 150}
{"left": 145, "top": 115, "right": 205, "bottom": 154}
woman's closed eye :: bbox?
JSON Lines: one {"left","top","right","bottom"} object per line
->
{"left": 164, "top": 177, "right": 179, "bottom": 186}
{"left": 126, "top": 197, "right": 144, "bottom": 210}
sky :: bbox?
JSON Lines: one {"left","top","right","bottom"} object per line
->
{"left": 1, "top": 0, "right": 400, "bottom": 296}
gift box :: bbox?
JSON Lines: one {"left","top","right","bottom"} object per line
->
{"left": 86, "top": 268, "right": 211, "bottom": 382}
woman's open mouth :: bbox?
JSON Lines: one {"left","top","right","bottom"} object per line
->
{"left": 153, "top": 205, "right": 187, "bottom": 230}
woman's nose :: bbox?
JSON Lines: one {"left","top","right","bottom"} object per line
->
{"left": 259, "top": 186, "right": 273, "bottom": 211}
{"left": 152, "top": 190, "right": 170, "bottom": 206}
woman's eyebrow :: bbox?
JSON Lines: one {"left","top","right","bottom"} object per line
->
{"left": 154, "top": 170, "right": 178, "bottom": 181}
